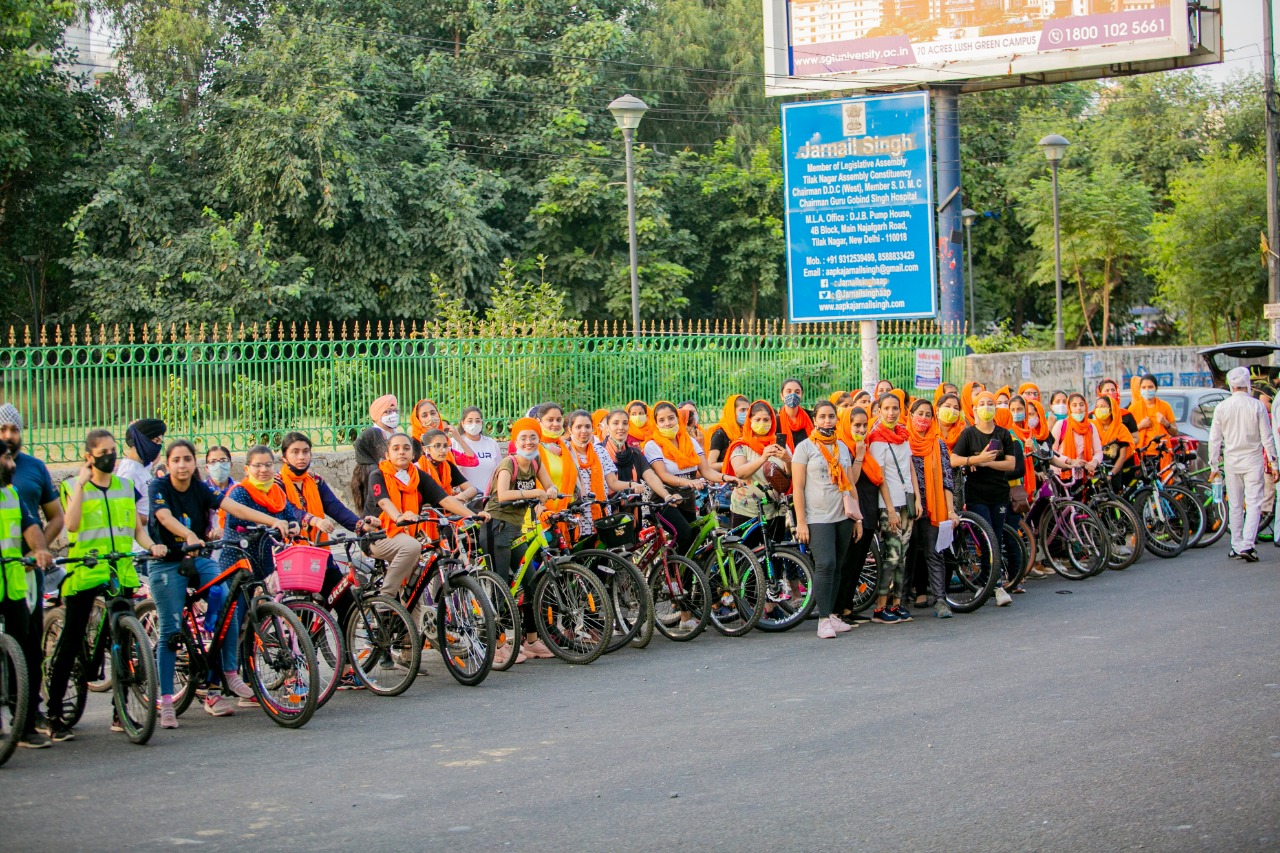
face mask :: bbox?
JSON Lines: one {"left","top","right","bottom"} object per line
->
{"left": 1095, "top": 408, "right": 1112, "bottom": 421}
{"left": 816, "top": 426, "right": 836, "bottom": 437}
{"left": 381, "top": 412, "right": 400, "bottom": 429}
{"left": 736, "top": 411, "right": 747, "bottom": 426}
{"left": 1067, "top": 411, "right": 1084, "bottom": 423}
{"left": 208, "top": 461, "right": 231, "bottom": 483}
{"left": 1140, "top": 388, "right": 1156, "bottom": 402}
{"left": 542, "top": 427, "right": 564, "bottom": 439}
{"left": 976, "top": 407, "right": 996, "bottom": 422}
{"left": 1027, "top": 415, "right": 1040, "bottom": 429}
{"left": 657, "top": 426, "right": 680, "bottom": 439}
{"left": 92, "top": 452, "right": 118, "bottom": 474}
{"left": 997, "top": 403, "right": 1009, "bottom": 410}
{"left": 937, "top": 408, "right": 960, "bottom": 425}
{"left": 1107, "top": 391, "right": 1121, "bottom": 405}
{"left": 880, "top": 414, "right": 899, "bottom": 427}
{"left": 911, "top": 416, "right": 932, "bottom": 433}
{"left": 462, "top": 422, "right": 482, "bottom": 437}
{"left": 629, "top": 415, "right": 647, "bottom": 429}
{"left": 751, "top": 421, "right": 771, "bottom": 436}
{"left": 285, "top": 462, "right": 310, "bottom": 476}
{"left": 1012, "top": 411, "right": 1025, "bottom": 424}
{"left": 1052, "top": 404, "right": 1068, "bottom": 417}
{"left": 516, "top": 448, "right": 540, "bottom": 461}
{"left": 394, "top": 468, "right": 412, "bottom": 484}
{"left": 783, "top": 392, "right": 802, "bottom": 409}
{"left": 245, "top": 474, "right": 274, "bottom": 492}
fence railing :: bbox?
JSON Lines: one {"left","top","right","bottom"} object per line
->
{"left": 0, "top": 318, "right": 966, "bottom": 462}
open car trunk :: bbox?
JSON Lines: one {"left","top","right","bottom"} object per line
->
{"left": 1198, "top": 341, "right": 1280, "bottom": 397}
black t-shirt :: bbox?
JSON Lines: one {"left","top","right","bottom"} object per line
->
{"left": 1121, "top": 412, "right": 1138, "bottom": 434}
{"left": 708, "top": 428, "right": 732, "bottom": 461}
{"left": 952, "top": 425, "right": 1022, "bottom": 507}
{"left": 148, "top": 476, "right": 223, "bottom": 551}
{"left": 436, "top": 460, "right": 469, "bottom": 492}
{"left": 364, "top": 468, "right": 450, "bottom": 518}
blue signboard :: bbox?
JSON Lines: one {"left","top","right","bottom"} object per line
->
{"left": 780, "top": 92, "right": 937, "bottom": 322}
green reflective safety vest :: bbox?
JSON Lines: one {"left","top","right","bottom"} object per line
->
{"left": 60, "top": 476, "right": 139, "bottom": 594}
{"left": 0, "top": 485, "right": 28, "bottom": 602}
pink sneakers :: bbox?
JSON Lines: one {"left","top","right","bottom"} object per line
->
{"left": 520, "top": 638, "right": 555, "bottom": 659}
{"left": 816, "top": 618, "right": 837, "bottom": 639}
{"left": 829, "top": 616, "right": 855, "bottom": 634}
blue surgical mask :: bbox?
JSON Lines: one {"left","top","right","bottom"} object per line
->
{"left": 515, "top": 449, "right": 539, "bottom": 461}
{"left": 1140, "top": 388, "right": 1156, "bottom": 402}
{"left": 736, "top": 411, "right": 746, "bottom": 426}
{"left": 208, "top": 461, "right": 231, "bottom": 484}
{"left": 783, "top": 392, "right": 801, "bottom": 409}
{"left": 1012, "top": 411, "right": 1025, "bottom": 424}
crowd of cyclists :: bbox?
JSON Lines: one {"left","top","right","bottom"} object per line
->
{"left": 0, "top": 367, "right": 1251, "bottom": 761}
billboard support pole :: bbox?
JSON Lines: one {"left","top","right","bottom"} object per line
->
{"left": 861, "top": 320, "right": 878, "bottom": 392}
{"left": 933, "top": 89, "right": 964, "bottom": 331}
{"left": 1264, "top": 0, "right": 1280, "bottom": 343}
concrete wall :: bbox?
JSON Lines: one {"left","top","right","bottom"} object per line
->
{"left": 951, "top": 346, "right": 1215, "bottom": 395}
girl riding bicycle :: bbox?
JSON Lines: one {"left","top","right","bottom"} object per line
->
{"left": 418, "top": 430, "right": 479, "bottom": 503}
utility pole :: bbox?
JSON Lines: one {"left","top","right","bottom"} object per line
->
{"left": 1265, "top": 0, "right": 1280, "bottom": 342}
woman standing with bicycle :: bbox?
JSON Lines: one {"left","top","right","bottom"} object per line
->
{"left": 148, "top": 440, "right": 292, "bottom": 727}
{"left": 643, "top": 402, "right": 738, "bottom": 511}
{"left": 723, "top": 401, "right": 789, "bottom": 542}
{"left": 868, "top": 393, "right": 921, "bottom": 623}
{"left": 906, "top": 399, "right": 961, "bottom": 619}
{"left": 792, "top": 401, "right": 862, "bottom": 639}
{"left": 706, "top": 395, "right": 748, "bottom": 471}
{"left": 1052, "top": 393, "right": 1103, "bottom": 481}
{"left": 949, "top": 392, "right": 1021, "bottom": 608}
{"left": 45, "top": 430, "right": 168, "bottom": 742}
{"left": 1091, "top": 396, "right": 1135, "bottom": 486}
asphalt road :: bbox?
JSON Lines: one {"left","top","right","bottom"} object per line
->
{"left": 3, "top": 541, "right": 1279, "bottom": 853}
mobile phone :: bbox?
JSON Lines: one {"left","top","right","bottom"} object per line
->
{"left": 986, "top": 439, "right": 1000, "bottom": 453}
{"left": 775, "top": 432, "right": 786, "bottom": 447}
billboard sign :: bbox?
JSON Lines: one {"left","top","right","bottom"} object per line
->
{"left": 763, "top": 0, "right": 1222, "bottom": 97}
{"left": 781, "top": 92, "right": 936, "bottom": 322}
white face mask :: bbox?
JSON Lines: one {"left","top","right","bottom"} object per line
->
{"left": 462, "top": 422, "right": 482, "bottom": 437}
{"left": 1027, "top": 415, "right": 1040, "bottom": 429}
{"left": 381, "top": 412, "right": 400, "bottom": 429}
{"left": 394, "top": 468, "right": 411, "bottom": 485}
{"left": 1052, "top": 404, "right": 1068, "bottom": 417}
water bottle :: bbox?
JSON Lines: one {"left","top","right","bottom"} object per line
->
{"left": 204, "top": 584, "right": 225, "bottom": 634}
{"left": 1211, "top": 480, "right": 1224, "bottom": 505}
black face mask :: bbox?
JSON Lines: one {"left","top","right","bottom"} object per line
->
{"left": 0, "top": 466, "right": 10, "bottom": 488}
{"left": 816, "top": 426, "right": 836, "bottom": 437}
{"left": 92, "top": 452, "right": 117, "bottom": 473}
{"left": 285, "top": 462, "right": 310, "bottom": 477}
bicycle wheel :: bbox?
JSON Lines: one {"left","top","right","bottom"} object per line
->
{"left": 1018, "top": 520, "right": 1038, "bottom": 573}
{"left": 1173, "top": 476, "right": 1226, "bottom": 549}
{"left": 648, "top": 555, "right": 710, "bottom": 642}
{"left": 532, "top": 562, "right": 613, "bottom": 664}
{"left": 245, "top": 600, "right": 319, "bottom": 728}
{"left": 1061, "top": 501, "right": 1110, "bottom": 578}
{"left": 0, "top": 631, "right": 28, "bottom": 767}
{"left": 1094, "top": 499, "right": 1144, "bottom": 571}
{"left": 575, "top": 549, "right": 654, "bottom": 653}
{"left": 1039, "top": 503, "right": 1090, "bottom": 580}
{"left": 1167, "top": 485, "right": 1206, "bottom": 549}
{"left": 41, "top": 606, "right": 88, "bottom": 727}
{"left": 87, "top": 599, "right": 112, "bottom": 693}
{"left": 847, "top": 538, "right": 880, "bottom": 616}
{"left": 702, "top": 541, "right": 764, "bottom": 637}
{"left": 755, "top": 546, "right": 817, "bottom": 632}
{"left": 345, "top": 594, "right": 419, "bottom": 696}
{"left": 437, "top": 573, "right": 496, "bottom": 687}
{"left": 475, "top": 570, "right": 521, "bottom": 672}
{"left": 944, "top": 513, "right": 1000, "bottom": 612}
{"left": 134, "top": 599, "right": 204, "bottom": 717}
{"left": 284, "top": 598, "right": 343, "bottom": 709}
{"left": 1132, "top": 488, "right": 1190, "bottom": 558}
{"left": 111, "top": 614, "right": 157, "bottom": 745}
{"left": 1001, "top": 524, "right": 1028, "bottom": 589}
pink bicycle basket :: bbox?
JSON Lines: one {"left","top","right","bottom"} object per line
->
{"left": 274, "top": 545, "right": 329, "bottom": 593}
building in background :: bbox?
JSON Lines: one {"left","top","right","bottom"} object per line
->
{"left": 61, "top": 11, "right": 118, "bottom": 88}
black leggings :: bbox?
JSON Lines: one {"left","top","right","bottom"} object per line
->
{"left": 482, "top": 520, "right": 534, "bottom": 632}
{"left": 835, "top": 504, "right": 878, "bottom": 614}
{"left": 661, "top": 504, "right": 695, "bottom": 554}
{"left": 46, "top": 586, "right": 118, "bottom": 721}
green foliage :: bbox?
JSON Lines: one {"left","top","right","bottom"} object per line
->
{"left": 228, "top": 375, "right": 305, "bottom": 446}
{"left": 157, "top": 374, "right": 213, "bottom": 433}
{"left": 967, "top": 322, "right": 1032, "bottom": 355}
{"left": 310, "top": 358, "right": 386, "bottom": 440}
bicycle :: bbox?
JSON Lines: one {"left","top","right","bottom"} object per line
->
{"left": 1118, "top": 439, "right": 1194, "bottom": 559}
{"left": 939, "top": 511, "right": 1002, "bottom": 612}
{"left": 726, "top": 492, "right": 815, "bottom": 632}
{"left": 1159, "top": 441, "right": 1227, "bottom": 550}
{"left": 1069, "top": 466, "right": 1145, "bottom": 572}
{"left": 39, "top": 551, "right": 158, "bottom": 744}
{"left": 686, "top": 485, "right": 765, "bottom": 636}
{"left": 1024, "top": 448, "right": 1111, "bottom": 580}
{"left": 571, "top": 493, "right": 656, "bottom": 653}
{"left": 0, "top": 600, "right": 28, "bottom": 766}
{"left": 135, "top": 528, "right": 320, "bottom": 727}
{"left": 491, "top": 498, "right": 615, "bottom": 664}
{"left": 613, "top": 497, "right": 711, "bottom": 642}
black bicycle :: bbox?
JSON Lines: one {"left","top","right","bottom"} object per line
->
{"left": 40, "top": 552, "right": 158, "bottom": 744}
{"left": 0, "top": 589, "right": 28, "bottom": 766}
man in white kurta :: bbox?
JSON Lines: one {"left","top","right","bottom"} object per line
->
{"left": 1208, "top": 367, "right": 1278, "bottom": 561}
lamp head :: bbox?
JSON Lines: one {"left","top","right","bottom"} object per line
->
{"left": 961, "top": 208, "right": 978, "bottom": 228}
{"left": 609, "top": 94, "right": 649, "bottom": 131}
{"left": 1038, "top": 134, "right": 1070, "bottom": 163}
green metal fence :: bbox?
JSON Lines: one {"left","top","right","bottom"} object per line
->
{"left": 0, "top": 319, "right": 966, "bottom": 462}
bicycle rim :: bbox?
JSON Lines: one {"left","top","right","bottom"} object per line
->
{"left": 1095, "top": 500, "right": 1142, "bottom": 570}
{"left": 533, "top": 563, "right": 613, "bottom": 664}
{"left": 475, "top": 570, "right": 521, "bottom": 672}
{"left": 703, "top": 542, "right": 763, "bottom": 637}
{"left": 112, "top": 615, "right": 158, "bottom": 745}
{"left": 285, "top": 599, "right": 343, "bottom": 709}
{"left": 945, "top": 515, "right": 999, "bottom": 612}
{"left": 576, "top": 549, "right": 650, "bottom": 654}
{"left": 848, "top": 540, "right": 879, "bottom": 615}
{"left": 345, "top": 594, "right": 419, "bottom": 697}
{"left": 0, "top": 633, "right": 28, "bottom": 767}
{"left": 648, "top": 555, "right": 710, "bottom": 642}
{"left": 437, "top": 574, "right": 495, "bottom": 686}
{"left": 1136, "top": 489, "right": 1189, "bottom": 558}
{"left": 755, "top": 547, "right": 816, "bottom": 632}
{"left": 247, "top": 601, "right": 318, "bottom": 728}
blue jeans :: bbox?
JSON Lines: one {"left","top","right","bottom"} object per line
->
{"left": 149, "top": 558, "right": 240, "bottom": 695}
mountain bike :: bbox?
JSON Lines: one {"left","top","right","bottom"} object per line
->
{"left": 1118, "top": 439, "right": 1194, "bottom": 559}
{"left": 0, "top": 598, "right": 29, "bottom": 766}
{"left": 570, "top": 494, "right": 655, "bottom": 652}
{"left": 940, "top": 511, "right": 1002, "bottom": 612}
{"left": 135, "top": 529, "right": 320, "bottom": 727}
{"left": 614, "top": 497, "right": 711, "bottom": 642}
{"left": 1069, "top": 466, "right": 1145, "bottom": 571}
{"left": 40, "top": 552, "right": 157, "bottom": 744}
{"left": 727, "top": 492, "right": 815, "bottom": 632}
{"left": 687, "top": 485, "right": 765, "bottom": 636}
{"left": 1159, "top": 442, "right": 1227, "bottom": 549}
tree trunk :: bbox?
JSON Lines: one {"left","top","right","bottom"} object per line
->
{"left": 1100, "top": 257, "right": 1111, "bottom": 347}
{"left": 1074, "top": 263, "right": 1098, "bottom": 347}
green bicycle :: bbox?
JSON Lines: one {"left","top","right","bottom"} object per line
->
{"left": 687, "top": 486, "right": 765, "bottom": 637}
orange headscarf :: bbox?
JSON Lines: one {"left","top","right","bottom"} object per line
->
{"left": 994, "top": 385, "right": 1012, "bottom": 403}
{"left": 419, "top": 453, "right": 453, "bottom": 494}
{"left": 840, "top": 406, "right": 882, "bottom": 486}
{"left": 279, "top": 468, "right": 327, "bottom": 544}
{"left": 723, "top": 401, "right": 775, "bottom": 478}
{"left": 410, "top": 399, "right": 446, "bottom": 442}
{"left": 1057, "top": 410, "right": 1097, "bottom": 465}
{"left": 649, "top": 402, "right": 702, "bottom": 471}
{"left": 1129, "top": 376, "right": 1174, "bottom": 457}
{"left": 907, "top": 402, "right": 948, "bottom": 527}
{"left": 626, "top": 400, "right": 654, "bottom": 445}
{"left": 714, "top": 395, "right": 747, "bottom": 449}
{"left": 777, "top": 404, "right": 813, "bottom": 452}
{"left": 1092, "top": 400, "right": 1134, "bottom": 454}
{"left": 1008, "top": 399, "right": 1048, "bottom": 491}
{"left": 1017, "top": 382, "right": 1040, "bottom": 400}
{"left": 241, "top": 480, "right": 287, "bottom": 514}
{"left": 537, "top": 425, "right": 578, "bottom": 512}
{"left": 375, "top": 460, "right": 423, "bottom": 538}
{"left": 591, "top": 409, "right": 608, "bottom": 442}
{"left": 960, "top": 382, "right": 983, "bottom": 423}
{"left": 936, "top": 395, "right": 968, "bottom": 451}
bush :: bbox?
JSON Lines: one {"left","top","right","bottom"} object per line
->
{"left": 228, "top": 375, "right": 305, "bottom": 447}
{"left": 157, "top": 374, "right": 213, "bottom": 434}
{"left": 311, "top": 357, "right": 385, "bottom": 442}
{"left": 967, "top": 321, "right": 1032, "bottom": 354}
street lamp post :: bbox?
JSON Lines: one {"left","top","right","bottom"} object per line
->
{"left": 609, "top": 94, "right": 649, "bottom": 339}
{"left": 1038, "top": 134, "right": 1070, "bottom": 351}
{"left": 961, "top": 208, "right": 977, "bottom": 334}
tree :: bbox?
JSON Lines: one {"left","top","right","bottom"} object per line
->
{"left": 1148, "top": 148, "right": 1268, "bottom": 344}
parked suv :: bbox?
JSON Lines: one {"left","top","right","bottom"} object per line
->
{"left": 1120, "top": 387, "right": 1227, "bottom": 467}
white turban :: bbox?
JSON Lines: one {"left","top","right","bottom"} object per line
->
{"left": 1226, "top": 366, "right": 1251, "bottom": 390}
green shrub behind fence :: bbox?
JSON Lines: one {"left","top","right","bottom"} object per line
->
{"left": 0, "top": 319, "right": 964, "bottom": 462}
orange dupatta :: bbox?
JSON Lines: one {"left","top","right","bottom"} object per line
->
{"left": 537, "top": 433, "right": 578, "bottom": 513}
{"left": 715, "top": 395, "right": 746, "bottom": 449}
{"left": 241, "top": 481, "right": 287, "bottom": 514}
{"left": 839, "top": 406, "right": 881, "bottom": 486}
{"left": 279, "top": 469, "right": 326, "bottom": 543}
{"left": 723, "top": 401, "right": 776, "bottom": 478}
{"left": 626, "top": 400, "right": 654, "bottom": 445}
{"left": 1057, "top": 415, "right": 1097, "bottom": 465}
{"left": 375, "top": 460, "right": 423, "bottom": 538}
{"left": 810, "top": 430, "right": 853, "bottom": 492}
{"left": 960, "top": 382, "right": 983, "bottom": 422}
{"left": 568, "top": 440, "right": 607, "bottom": 521}
{"left": 648, "top": 403, "right": 702, "bottom": 471}
{"left": 907, "top": 411, "right": 948, "bottom": 526}
{"left": 777, "top": 405, "right": 813, "bottom": 452}
{"left": 1128, "top": 376, "right": 1174, "bottom": 457}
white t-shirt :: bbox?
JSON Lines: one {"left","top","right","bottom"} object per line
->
{"left": 643, "top": 438, "right": 704, "bottom": 476}
{"left": 792, "top": 439, "right": 853, "bottom": 525}
{"left": 451, "top": 435, "right": 503, "bottom": 494}
{"left": 115, "top": 458, "right": 154, "bottom": 518}
{"left": 869, "top": 439, "right": 914, "bottom": 509}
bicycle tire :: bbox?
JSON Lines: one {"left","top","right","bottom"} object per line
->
{"left": 1038, "top": 502, "right": 1091, "bottom": 580}
{"left": 111, "top": 614, "right": 157, "bottom": 745}
{"left": 1166, "top": 485, "right": 1206, "bottom": 549}
{"left": 1018, "top": 519, "right": 1038, "bottom": 574}
{"left": 1172, "top": 475, "right": 1227, "bottom": 549}
{"left": 437, "top": 573, "right": 496, "bottom": 687}
{"left": 648, "top": 555, "right": 710, "bottom": 642}
{"left": 1131, "top": 488, "right": 1190, "bottom": 558}
{"left": 283, "top": 598, "right": 343, "bottom": 709}
{"left": 345, "top": 594, "right": 420, "bottom": 697}
{"left": 134, "top": 599, "right": 204, "bottom": 717}
{"left": 1001, "top": 524, "right": 1029, "bottom": 589}
{"left": 1063, "top": 501, "right": 1111, "bottom": 578}
{"left": 944, "top": 512, "right": 1000, "bottom": 612}
{"left": 41, "top": 606, "right": 89, "bottom": 727}
{"left": 848, "top": 537, "right": 880, "bottom": 615}
{"left": 245, "top": 599, "right": 319, "bottom": 728}
{"left": 475, "top": 570, "right": 522, "bottom": 672}
{"left": 755, "top": 546, "right": 817, "bottom": 632}
{"left": 702, "top": 540, "right": 764, "bottom": 637}
{"left": 575, "top": 549, "right": 654, "bottom": 653}
{"left": 1094, "top": 499, "right": 1144, "bottom": 571}
{"left": 87, "top": 599, "right": 112, "bottom": 693}
{"left": 0, "top": 631, "right": 28, "bottom": 767}
{"left": 532, "top": 562, "right": 613, "bottom": 664}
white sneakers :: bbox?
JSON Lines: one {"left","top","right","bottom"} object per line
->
{"left": 817, "top": 616, "right": 855, "bottom": 638}
{"left": 994, "top": 586, "right": 1013, "bottom": 607}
